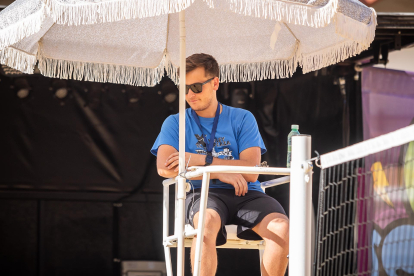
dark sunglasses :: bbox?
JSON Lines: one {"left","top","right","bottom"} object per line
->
{"left": 179, "top": 78, "right": 214, "bottom": 94}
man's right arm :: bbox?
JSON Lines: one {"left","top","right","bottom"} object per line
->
{"left": 156, "top": 144, "right": 179, "bottom": 178}
{"left": 157, "top": 145, "right": 248, "bottom": 196}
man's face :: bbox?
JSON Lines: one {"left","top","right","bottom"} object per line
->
{"left": 185, "top": 67, "right": 219, "bottom": 112}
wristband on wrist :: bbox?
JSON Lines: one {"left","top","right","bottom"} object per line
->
{"left": 204, "top": 152, "right": 213, "bottom": 166}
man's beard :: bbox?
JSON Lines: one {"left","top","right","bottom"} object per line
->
{"left": 190, "top": 96, "right": 214, "bottom": 112}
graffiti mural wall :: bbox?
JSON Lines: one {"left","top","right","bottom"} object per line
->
{"left": 362, "top": 67, "right": 414, "bottom": 275}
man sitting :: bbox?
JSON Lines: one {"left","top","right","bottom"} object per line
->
{"left": 151, "top": 53, "right": 289, "bottom": 276}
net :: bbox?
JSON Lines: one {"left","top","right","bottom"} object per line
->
{"left": 316, "top": 125, "right": 414, "bottom": 276}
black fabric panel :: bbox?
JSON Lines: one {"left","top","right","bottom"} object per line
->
{"left": 118, "top": 202, "right": 164, "bottom": 261}
{"left": 0, "top": 200, "right": 38, "bottom": 276}
{"left": 141, "top": 162, "right": 166, "bottom": 193}
{"left": 0, "top": 76, "right": 170, "bottom": 193}
{"left": 228, "top": 71, "right": 345, "bottom": 217}
{"left": 42, "top": 201, "right": 113, "bottom": 276}
{"left": 269, "top": 72, "right": 343, "bottom": 165}
{"left": 217, "top": 249, "right": 261, "bottom": 276}
{"left": 0, "top": 69, "right": 358, "bottom": 198}
{"left": 168, "top": 248, "right": 261, "bottom": 276}
{"left": 0, "top": 67, "right": 361, "bottom": 276}
{"left": 348, "top": 73, "right": 363, "bottom": 145}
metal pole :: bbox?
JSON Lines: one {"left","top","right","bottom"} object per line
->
{"left": 163, "top": 185, "right": 173, "bottom": 276}
{"left": 289, "top": 135, "right": 312, "bottom": 276}
{"left": 193, "top": 172, "right": 211, "bottom": 276}
{"left": 178, "top": 0, "right": 186, "bottom": 177}
{"left": 176, "top": 9, "right": 187, "bottom": 276}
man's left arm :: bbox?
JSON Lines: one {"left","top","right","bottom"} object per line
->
{"left": 165, "top": 147, "right": 261, "bottom": 182}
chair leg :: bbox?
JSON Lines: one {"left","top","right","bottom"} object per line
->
{"left": 163, "top": 184, "right": 173, "bottom": 276}
{"left": 259, "top": 248, "right": 264, "bottom": 276}
{"left": 164, "top": 246, "right": 173, "bottom": 276}
{"left": 193, "top": 172, "right": 211, "bottom": 276}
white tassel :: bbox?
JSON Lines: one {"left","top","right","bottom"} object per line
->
{"left": 208, "top": 0, "right": 339, "bottom": 28}
{"left": 44, "top": 0, "right": 343, "bottom": 28}
{"left": 165, "top": 54, "right": 179, "bottom": 85}
{"left": 167, "top": 61, "right": 298, "bottom": 84}
{"left": 301, "top": 40, "right": 367, "bottom": 74}
{"left": 217, "top": 41, "right": 300, "bottom": 82}
{"left": 38, "top": 53, "right": 171, "bottom": 87}
{"left": 301, "top": 9, "right": 376, "bottom": 74}
{"left": 0, "top": 6, "right": 45, "bottom": 50}
{"left": 0, "top": 47, "right": 37, "bottom": 74}
{"left": 335, "top": 8, "right": 377, "bottom": 47}
{"left": 220, "top": 52, "right": 299, "bottom": 82}
{"left": 44, "top": 0, "right": 194, "bottom": 26}
{"left": 167, "top": 43, "right": 300, "bottom": 83}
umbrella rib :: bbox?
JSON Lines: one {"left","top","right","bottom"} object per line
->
{"left": 165, "top": 14, "right": 170, "bottom": 53}
{"left": 283, "top": 22, "right": 300, "bottom": 43}
{"left": 35, "top": 21, "right": 57, "bottom": 60}
{"left": 37, "top": 21, "right": 56, "bottom": 45}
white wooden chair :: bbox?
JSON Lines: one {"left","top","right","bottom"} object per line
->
{"left": 162, "top": 135, "right": 314, "bottom": 276}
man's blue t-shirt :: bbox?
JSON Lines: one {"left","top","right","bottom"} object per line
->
{"left": 151, "top": 104, "right": 266, "bottom": 192}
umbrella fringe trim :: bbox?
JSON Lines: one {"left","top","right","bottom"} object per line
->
{"left": 43, "top": 0, "right": 194, "bottom": 26}
{"left": 164, "top": 57, "right": 299, "bottom": 83}
{"left": 165, "top": 56, "right": 179, "bottom": 85}
{"left": 0, "top": 47, "right": 36, "bottom": 74}
{"left": 38, "top": 54, "right": 168, "bottom": 87}
{"left": 210, "top": 0, "right": 339, "bottom": 28}
{"left": 301, "top": 40, "right": 368, "bottom": 74}
{"left": 218, "top": 57, "right": 298, "bottom": 82}
{"left": 1, "top": 42, "right": 373, "bottom": 85}
{"left": 43, "top": 0, "right": 340, "bottom": 27}
{"left": 0, "top": 5, "right": 45, "bottom": 50}
{"left": 335, "top": 9, "right": 377, "bottom": 48}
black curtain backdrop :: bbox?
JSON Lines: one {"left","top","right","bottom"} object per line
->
{"left": 0, "top": 75, "right": 169, "bottom": 193}
{"left": 0, "top": 66, "right": 362, "bottom": 276}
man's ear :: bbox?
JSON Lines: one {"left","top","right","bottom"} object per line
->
{"left": 213, "top": 76, "right": 219, "bottom": 91}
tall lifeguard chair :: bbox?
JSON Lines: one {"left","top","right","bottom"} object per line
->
{"left": 162, "top": 135, "right": 314, "bottom": 276}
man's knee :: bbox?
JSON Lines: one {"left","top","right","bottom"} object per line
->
{"left": 193, "top": 209, "right": 222, "bottom": 235}
{"left": 267, "top": 216, "right": 289, "bottom": 238}
{"left": 255, "top": 213, "right": 289, "bottom": 242}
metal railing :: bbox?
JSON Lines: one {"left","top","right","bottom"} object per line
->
{"left": 162, "top": 135, "right": 313, "bottom": 276}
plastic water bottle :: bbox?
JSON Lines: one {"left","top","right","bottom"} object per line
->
{"left": 287, "top": 124, "right": 300, "bottom": 168}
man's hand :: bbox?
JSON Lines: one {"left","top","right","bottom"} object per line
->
{"left": 165, "top": 152, "right": 203, "bottom": 172}
{"left": 157, "top": 147, "right": 259, "bottom": 194}
{"left": 217, "top": 173, "right": 248, "bottom": 196}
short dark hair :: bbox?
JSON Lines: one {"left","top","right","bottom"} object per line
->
{"left": 185, "top": 53, "right": 219, "bottom": 78}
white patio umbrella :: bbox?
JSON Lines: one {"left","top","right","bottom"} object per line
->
{"left": 0, "top": 0, "right": 376, "bottom": 82}
{"left": 0, "top": 0, "right": 377, "bottom": 174}
{"left": 0, "top": 1, "right": 376, "bottom": 275}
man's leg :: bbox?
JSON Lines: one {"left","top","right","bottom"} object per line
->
{"left": 252, "top": 213, "right": 289, "bottom": 276}
{"left": 191, "top": 209, "right": 221, "bottom": 276}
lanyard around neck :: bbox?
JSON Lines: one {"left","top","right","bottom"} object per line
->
{"left": 191, "top": 102, "right": 221, "bottom": 155}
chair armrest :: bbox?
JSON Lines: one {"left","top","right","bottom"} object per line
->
{"left": 163, "top": 177, "right": 177, "bottom": 186}
{"left": 185, "top": 165, "right": 290, "bottom": 179}
{"left": 260, "top": 176, "right": 290, "bottom": 189}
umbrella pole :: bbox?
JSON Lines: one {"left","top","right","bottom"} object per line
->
{"left": 176, "top": 9, "right": 187, "bottom": 276}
